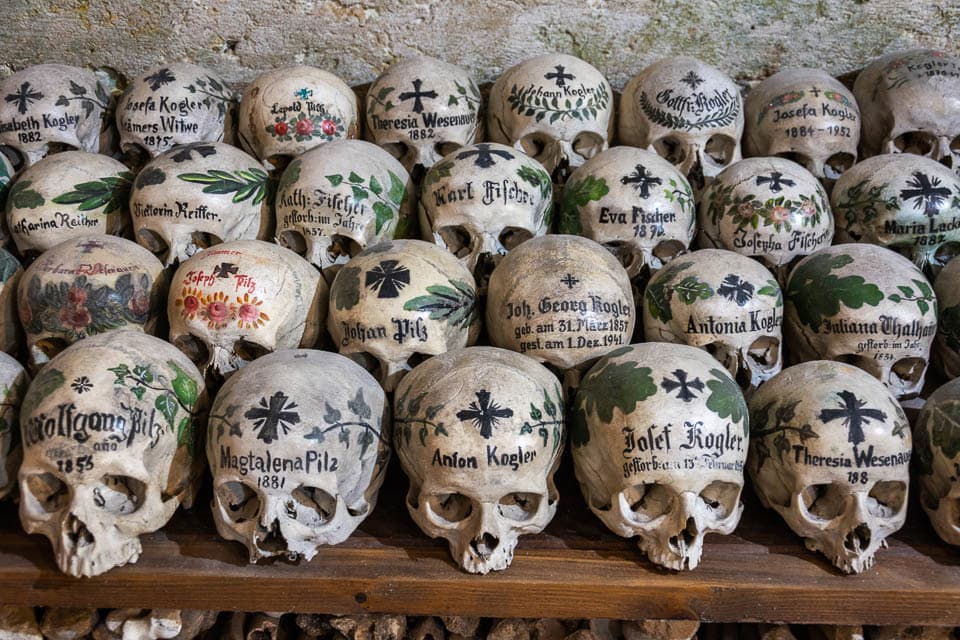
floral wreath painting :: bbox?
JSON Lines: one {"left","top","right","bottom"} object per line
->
{"left": 266, "top": 109, "right": 345, "bottom": 143}
{"left": 175, "top": 287, "right": 270, "bottom": 330}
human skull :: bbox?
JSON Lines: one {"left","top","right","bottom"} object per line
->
{"left": 743, "top": 68, "right": 860, "bottom": 184}
{"left": 832, "top": 154, "right": 960, "bottom": 274}
{"left": 698, "top": 157, "right": 834, "bottom": 280}
{"left": 748, "top": 360, "right": 910, "bottom": 574}
{"left": 275, "top": 139, "right": 413, "bottom": 277}
{"left": 642, "top": 249, "right": 783, "bottom": 394}
{"left": 854, "top": 49, "right": 960, "bottom": 169}
{"left": 619, "top": 57, "right": 744, "bottom": 191}
{"left": 571, "top": 343, "right": 747, "bottom": 570}
{"left": 208, "top": 349, "right": 389, "bottom": 562}
{"left": 19, "top": 235, "right": 166, "bottom": 372}
{"left": 117, "top": 63, "right": 235, "bottom": 161}
{"left": 0, "top": 64, "right": 109, "bottom": 169}
{"left": 130, "top": 141, "right": 269, "bottom": 267}
{"left": 934, "top": 256, "right": 960, "bottom": 380}
{"left": 394, "top": 346, "right": 564, "bottom": 574}
{"left": 485, "top": 235, "right": 635, "bottom": 373}
{"left": 327, "top": 240, "right": 479, "bottom": 392}
{"left": 0, "top": 352, "right": 28, "bottom": 500}
{"left": 0, "top": 248, "right": 23, "bottom": 355}
{"left": 558, "top": 147, "right": 696, "bottom": 279}
{"left": 18, "top": 330, "right": 206, "bottom": 577}
{"left": 914, "top": 378, "right": 960, "bottom": 545}
{"left": 487, "top": 54, "right": 613, "bottom": 184}
{"left": 366, "top": 55, "right": 483, "bottom": 183}
{"left": 168, "top": 240, "right": 327, "bottom": 384}
{"left": 420, "top": 142, "right": 552, "bottom": 287}
{"left": 238, "top": 66, "right": 358, "bottom": 169}
{"left": 784, "top": 244, "right": 937, "bottom": 399}
{"left": 0, "top": 152, "right": 14, "bottom": 231}
{"left": 6, "top": 151, "right": 133, "bottom": 258}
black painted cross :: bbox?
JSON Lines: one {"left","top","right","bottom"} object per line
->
{"left": 5, "top": 82, "right": 43, "bottom": 115}
{"left": 77, "top": 239, "right": 104, "bottom": 254}
{"left": 398, "top": 78, "right": 438, "bottom": 114}
{"left": 244, "top": 391, "right": 301, "bottom": 444}
{"left": 900, "top": 171, "right": 953, "bottom": 217}
{"left": 755, "top": 171, "right": 796, "bottom": 193}
{"left": 818, "top": 390, "right": 887, "bottom": 446}
{"left": 456, "top": 389, "right": 513, "bottom": 439}
{"left": 560, "top": 273, "right": 580, "bottom": 289}
{"left": 456, "top": 143, "right": 514, "bottom": 168}
{"left": 545, "top": 65, "right": 575, "bottom": 87}
{"left": 679, "top": 71, "right": 705, "bottom": 90}
{"left": 660, "top": 369, "right": 705, "bottom": 402}
{"left": 808, "top": 86, "right": 822, "bottom": 98}
{"left": 365, "top": 260, "right": 410, "bottom": 298}
{"left": 213, "top": 262, "right": 239, "bottom": 278}
{"left": 621, "top": 164, "right": 663, "bottom": 198}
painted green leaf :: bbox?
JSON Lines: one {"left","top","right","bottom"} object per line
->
{"left": 136, "top": 166, "right": 166, "bottom": 188}
{"left": 131, "top": 386, "right": 146, "bottom": 401}
{"left": 644, "top": 261, "right": 694, "bottom": 323}
{"left": 358, "top": 428, "right": 374, "bottom": 459}
{"left": 327, "top": 174, "right": 344, "bottom": 187}
{"left": 324, "top": 402, "right": 342, "bottom": 425}
{"left": 9, "top": 180, "right": 44, "bottom": 209}
{"left": 786, "top": 253, "right": 884, "bottom": 332}
{"left": 530, "top": 404, "right": 543, "bottom": 421}
{"left": 673, "top": 276, "right": 713, "bottom": 304}
{"left": 916, "top": 401, "right": 960, "bottom": 476}
{"left": 516, "top": 163, "right": 552, "bottom": 203}
{"left": 51, "top": 172, "right": 134, "bottom": 214}
{"left": 558, "top": 175, "right": 609, "bottom": 234}
{"left": 348, "top": 388, "right": 372, "bottom": 420}
{"left": 574, "top": 347, "right": 657, "bottom": 447}
{"left": 178, "top": 167, "right": 268, "bottom": 205}
{"left": 705, "top": 368, "right": 748, "bottom": 433}
{"left": 278, "top": 158, "right": 301, "bottom": 194}
{"left": 155, "top": 393, "right": 178, "bottom": 428}
{"left": 21, "top": 367, "right": 64, "bottom": 419}
{"left": 757, "top": 279, "right": 782, "bottom": 306}
{"left": 368, "top": 175, "right": 383, "bottom": 196}
{"left": 387, "top": 171, "right": 405, "bottom": 207}
{"left": 334, "top": 266, "right": 361, "bottom": 310}
{"left": 108, "top": 364, "right": 130, "bottom": 385}
{"left": 168, "top": 361, "right": 199, "bottom": 408}
{"left": 543, "top": 389, "right": 557, "bottom": 417}
{"left": 402, "top": 279, "right": 476, "bottom": 328}
{"left": 177, "top": 416, "right": 192, "bottom": 449}
{"left": 372, "top": 202, "right": 394, "bottom": 234}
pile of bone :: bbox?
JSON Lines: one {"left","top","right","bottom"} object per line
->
{"left": 0, "top": 49, "right": 959, "bottom": 580}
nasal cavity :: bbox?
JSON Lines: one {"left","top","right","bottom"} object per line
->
{"left": 470, "top": 532, "right": 500, "bottom": 559}
{"left": 66, "top": 514, "right": 95, "bottom": 548}
{"left": 844, "top": 523, "right": 871, "bottom": 553}
{"left": 258, "top": 519, "right": 288, "bottom": 554}
{"left": 669, "top": 517, "right": 698, "bottom": 553}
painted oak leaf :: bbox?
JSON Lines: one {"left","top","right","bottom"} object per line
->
{"left": 786, "top": 253, "right": 884, "bottom": 332}
{"left": 915, "top": 401, "right": 960, "bottom": 476}
{"left": 334, "top": 266, "right": 361, "bottom": 310}
{"left": 558, "top": 175, "right": 609, "bottom": 234}
{"left": 572, "top": 346, "right": 656, "bottom": 447}
{"left": 705, "top": 368, "right": 747, "bottom": 434}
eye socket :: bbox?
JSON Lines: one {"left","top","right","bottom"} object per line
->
{"left": 800, "top": 483, "right": 846, "bottom": 521}
{"left": 652, "top": 136, "right": 687, "bottom": 166}
{"left": 216, "top": 481, "right": 260, "bottom": 523}
{"left": 891, "top": 357, "right": 926, "bottom": 390}
{"left": 498, "top": 492, "right": 542, "bottom": 521}
{"left": 381, "top": 142, "right": 409, "bottom": 162}
{"left": 835, "top": 353, "right": 880, "bottom": 379}
{"left": 777, "top": 152, "right": 814, "bottom": 174}
{"left": 327, "top": 234, "right": 363, "bottom": 265}
{"left": 434, "top": 141, "right": 462, "bottom": 158}
{"left": 24, "top": 472, "right": 70, "bottom": 513}
{"left": 498, "top": 227, "right": 533, "bottom": 252}
{"left": 699, "top": 480, "right": 740, "bottom": 519}
{"left": 436, "top": 225, "right": 474, "bottom": 259}
{"left": 823, "top": 152, "right": 856, "bottom": 180}
{"left": 233, "top": 340, "right": 272, "bottom": 362}
{"left": 173, "top": 334, "right": 211, "bottom": 368}
{"left": 291, "top": 485, "right": 337, "bottom": 527}
{"left": 519, "top": 133, "right": 548, "bottom": 159}
{"left": 603, "top": 241, "right": 642, "bottom": 273}
{"left": 748, "top": 336, "right": 781, "bottom": 369}
{"left": 94, "top": 475, "right": 146, "bottom": 515}
{"left": 893, "top": 131, "right": 938, "bottom": 156}
{"left": 427, "top": 492, "right": 474, "bottom": 525}
{"left": 406, "top": 352, "right": 431, "bottom": 370}
{"left": 33, "top": 337, "right": 71, "bottom": 363}
{"left": 347, "top": 352, "right": 383, "bottom": 382}
{"left": 868, "top": 481, "right": 907, "bottom": 518}
{"left": 190, "top": 232, "right": 223, "bottom": 253}
{"left": 279, "top": 229, "right": 308, "bottom": 256}
{"left": 138, "top": 228, "right": 170, "bottom": 261}
{"left": 652, "top": 239, "right": 687, "bottom": 264}
{"left": 622, "top": 483, "right": 675, "bottom": 523}
{"left": 572, "top": 132, "right": 605, "bottom": 160}
{"left": 703, "top": 134, "right": 737, "bottom": 167}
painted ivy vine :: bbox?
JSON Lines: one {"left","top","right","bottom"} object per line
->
{"left": 327, "top": 171, "right": 405, "bottom": 234}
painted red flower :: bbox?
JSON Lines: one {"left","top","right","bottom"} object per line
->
{"left": 128, "top": 290, "right": 151, "bottom": 317}
{"left": 296, "top": 116, "right": 314, "bottom": 136}
{"left": 182, "top": 295, "right": 200, "bottom": 314}
{"left": 205, "top": 300, "right": 231, "bottom": 323}
{"left": 238, "top": 303, "right": 260, "bottom": 323}
{"left": 60, "top": 305, "right": 91, "bottom": 331}
{"left": 66, "top": 286, "right": 87, "bottom": 306}
{"left": 274, "top": 121, "right": 289, "bottom": 136}
{"left": 321, "top": 119, "right": 336, "bottom": 136}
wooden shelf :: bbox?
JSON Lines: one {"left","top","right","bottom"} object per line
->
{"left": 1, "top": 461, "right": 959, "bottom": 626}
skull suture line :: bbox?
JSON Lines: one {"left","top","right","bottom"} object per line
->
{"left": 18, "top": 331, "right": 206, "bottom": 577}
{"left": 208, "top": 349, "right": 389, "bottom": 562}
{"left": 913, "top": 377, "right": 960, "bottom": 546}
{"left": 487, "top": 54, "right": 613, "bottom": 185}
{"left": 748, "top": 361, "right": 910, "bottom": 574}
{"left": 571, "top": 343, "right": 748, "bottom": 571}
{"left": 394, "top": 346, "right": 564, "bottom": 574}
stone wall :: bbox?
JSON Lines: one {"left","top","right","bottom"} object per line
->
{"left": 1, "top": 0, "right": 959, "bottom": 88}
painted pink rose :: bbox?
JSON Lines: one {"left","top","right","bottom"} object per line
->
{"left": 205, "top": 301, "right": 231, "bottom": 323}
{"left": 296, "top": 116, "right": 314, "bottom": 136}
{"left": 238, "top": 303, "right": 260, "bottom": 322}
{"left": 321, "top": 119, "right": 336, "bottom": 136}
{"left": 66, "top": 286, "right": 87, "bottom": 306}
{"left": 182, "top": 295, "right": 200, "bottom": 314}
{"left": 60, "top": 305, "right": 91, "bottom": 331}
{"left": 769, "top": 206, "right": 792, "bottom": 224}
{"left": 800, "top": 200, "right": 817, "bottom": 218}
{"left": 274, "top": 121, "right": 289, "bottom": 136}
{"left": 128, "top": 290, "right": 151, "bottom": 318}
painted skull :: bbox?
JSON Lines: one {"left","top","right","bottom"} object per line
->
{"left": 208, "top": 349, "right": 389, "bottom": 562}
{"left": 117, "top": 63, "right": 235, "bottom": 160}
{"left": 18, "top": 235, "right": 166, "bottom": 372}
{"left": 327, "top": 240, "right": 479, "bottom": 392}
{"left": 130, "top": 142, "right": 269, "bottom": 267}
{"left": 854, "top": 49, "right": 960, "bottom": 170}
{"left": 168, "top": 240, "right": 327, "bottom": 384}
{"left": 698, "top": 157, "right": 834, "bottom": 281}
{"left": 832, "top": 154, "right": 960, "bottom": 274}
{"left": 487, "top": 54, "right": 613, "bottom": 184}
{"left": 571, "top": 343, "right": 747, "bottom": 570}
{"left": 0, "top": 64, "right": 109, "bottom": 169}
{"left": 914, "top": 377, "right": 960, "bottom": 545}
{"left": 238, "top": 66, "right": 358, "bottom": 169}
{"left": 275, "top": 139, "right": 412, "bottom": 277}
{"left": 18, "top": 330, "right": 206, "bottom": 577}
{"left": 934, "top": 256, "right": 960, "bottom": 380}
{"left": 619, "top": 57, "right": 744, "bottom": 191}
{"left": 784, "top": 244, "right": 937, "bottom": 400}
{"left": 366, "top": 55, "right": 483, "bottom": 183}
{"left": 420, "top": 142, "right": 552, "bottom": 287}
{"left": 642, "top": 249, "right": 783, "bottom": 394}
{"left": 743, "top": 68, "right": 860, "bottom": 184}
{"left": 6, "top": 151, "right": 133, "bottom": 259}
{"left": 485, "top": 235, "right": 635, "bottom": 373}
{"left": 0, "top": 352, "right": 28, "bottom": 500}
{"left": 0, "top": 248, "right": 23, "bottom": 356}
{"left": 558, "top": 147, "right": 696, "bottom": 279}
{"left": 748, "top": 361, "right": 910, "bottom": 574}
{"left": 394, "top": 346, "right": 564, "bottom": 574}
